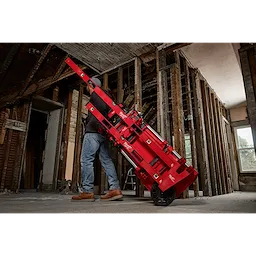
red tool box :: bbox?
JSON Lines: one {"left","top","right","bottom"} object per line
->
{"left": 65, "top": 57, "right": 198, "bottom": 206}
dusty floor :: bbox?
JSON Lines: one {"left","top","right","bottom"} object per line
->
{"left": 0, "top": 190, "right": 255, "bottom": 213}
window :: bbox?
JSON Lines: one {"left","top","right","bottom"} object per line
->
{"left": 235, "top": 126, "right": 256, "bottom": 172}
{"left": 172, "top": 134, "right": 192, "bottom": 166}
{"left": 185, "top": 134, "right": 192, "bottom": 166}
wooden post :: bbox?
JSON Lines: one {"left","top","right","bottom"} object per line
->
{"left": 0, "top": 108, "right": 15, "bottom": 191}
{"left": 201, "top": 82, "right": 218, "bottom": 196}
{"left": 134, "top": 57, "right": 145, "bottom": 197}
{"left": 209, "top": 90, "right": 223, "bottom": 195}
{"left": 184, "top": 63, "right": 199, "bottom": 197}
{"left": 99, "top": 73, "right": 109, "bottom": 194}
{"left": 211, "top": 94, "right": 227, "bottom": 194}
{"left": 170, "top": 52, "right": 187, "bottom": 198}
{"left": 191, "top": 69, "right": 212, "bottom": 196}
{"left": 239, "top": 46, "right": 256, "bottom": 154}
{"left": 216, "top": 99, "right": 231, "bottom": 193}
{"left": 71, "top": 84, "right": 83, "bottom": 191}
{"left": 0, "top": 108, "right": 10, "bottom": 145}
{"left": 117, "top": 68, "right": 124, "bottom": 189}
{"left": 12, "top": 102, "right": 31, "bottom": 192}
{"left": 60, "top": 90, "right": 73, "bottom": 181}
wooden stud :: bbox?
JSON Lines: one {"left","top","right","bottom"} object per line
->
{"left": 172, "top": 53, "right": 187, "bottom": 198}
{"left": 201, "top": 82, "right": 218, "bottom": 196}
{"left": 184, "top": 63, "right": 199, "bottom": 197}
{"left": 71, "top": 83, "right": 83, "bottom": 191}
{"left": 191, "top": 69, "right": 212, "bottom": 196}
{"left": 0, "top": 108, "right": 10, "bottom": 145}
{"left": 51, "top": 54, "right": 69, "bottom": 82}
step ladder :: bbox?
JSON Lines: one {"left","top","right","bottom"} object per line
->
{"left": 123, "top": 167, "right": 136, "bottom": 190}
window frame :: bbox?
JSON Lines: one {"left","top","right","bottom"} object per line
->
{"left": 234, "top": 125, "right": 256, "bottom": 173}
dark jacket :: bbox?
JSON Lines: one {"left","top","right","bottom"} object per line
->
{"left": 85, "top": 89, "right": 111, "bottom": 133}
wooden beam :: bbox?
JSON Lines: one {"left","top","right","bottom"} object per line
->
{"left": 184, "top": 63, "right": 199, "bottom": 197}
{"left": 169, "top": 43, "right": 192, "bottom": 52}
{"left": 19, "top": 44, "right": 53, "bottom": 96}
{"left": 12, "top": 102, "right": 31, "bottom": 192}
{"left": 0, "top": 108, "right": 15, "bottom": 191}
{"left": 0, "top": 108, "right": 10, "bottom": 145}
{"left": 221, "top": 116, "right": 234, "bottom": 193}
{"left": 51, "top": 54, "right": 69, "bottom": 82}
{"left": 216, "top": 99, "right": 231, "bottom": 193}
{"left": 134, "top": 57, "right": 142, "bottom": 112}
{"left": 71, "top": 84, "right": 83, "bottom": 191}
{"left": 156, "top": 50, "right": 171, "bottom": 141}
{"left": 171, "top": 52, "right": 187, "bottom": 198}
{"left": 211, "top": 94, "right": 227, "bottom": 194}
{"left": 60, "top": 90, "right": 73, "bottom": 181}
{"left": 239, "top": 48, "right": 256, "bottom": 154}
{"left": 162, "top": 65, "right": 171, "bottom": 142}
{"left": 209, "top": 90, "right": 223, "bottom": 195}
{"left": 117, "top": 68, "right": 124, "bottom": 190}
{"left": 156, "top": 50, "right": 163, "bottom": 134}
{"left": 191, "top": 69, "right": 212, "bottom": 196}
{"left": 0, "top": 64, "right": 87, "bottom": 109}
{"left": 99, "top": 73, "right": 109, "bottom": 194}
{"left": 201, "top": 82, "right": 218, "bottom": 196}
{"left": 0, "top": 44, "right": 21, "bottom": 85}
{"left": 134, "top": 57, "right": 144, "bottom": 197}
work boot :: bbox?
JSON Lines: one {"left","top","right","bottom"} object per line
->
{"left": 100, "top": 189, "right": 123, "bottom": 201}
{"left": 72, "top": 192, "right": 95, "bottom": 201}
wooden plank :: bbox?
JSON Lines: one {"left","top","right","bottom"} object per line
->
{"left": 156, "top": 50, "right": 171, "bottom": 141}
{"left": 209, "top": 90, "right": 223, "bottom": 195}
{"left": 191, "top": 69, "right": 212, "bottom": 196}
{"left": 12, "top": 102, "right": 31, "bottom": 191}
{"left": 99, "top": 73, "right": 109, "bottom": 194}
{"left": 201, "top": 82, "right": 218, "bottom": 196}
{"left": 216, "top": 99, "right": 231, "bottom": 193}
{"left": 5, "top": 119, "right": 27, "bottom": 132}
{"left": 184, "top": 63, "right": 199, "bottom": 197}
{"left": 239, "top": 48, "right": 256, "bottom": 154}
{"left": 0, "top": 44, "right": 20, "bottom": 85}
{"left": 134, "top": 58, "right": 144, "bottom": 197}
{"left": 229, "top": 123, "right": 240, "bottom": 191}
{"left": 0, "top": 64, "right": 88, "bottom": 109}
{"left": 221, "top": 118, "right": 234, "bottom": 192}
{"left": 71, "top": 84, "right": 83, "bottom": 191}
{"left": 134, "top": 57, "right": 142, "bottom": 111}
{"left": 156, "top": 50, "right": 163, "bottom": 134}
{"left": 53, "top": 108, "right": 64, "bottom": 191}
{"left": 211, "top": 94, "right": 227, "bottom": 194}
{"left": 0, "top": 108, "right": 10, "bottom": 145}
{"left": 117, "top": 68, "right": 124, "bottom": 188}
{"left": 60, "top": 90, "right": 73, "bottom": 181}
{"left": 170, "top": 52, "right": 187, "bottom": 198}
{"left": 19, "top": 44, "right": 53, "bottom": 96}
{"left": 51, "top": 54, "right": 69, "bottom": 82}
{"left": 0, "top": 108, "right": 15, "bottom": 191}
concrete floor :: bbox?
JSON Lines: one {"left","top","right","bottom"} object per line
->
{"left": 0, "top": 190, "right": 256, "bottom": 213}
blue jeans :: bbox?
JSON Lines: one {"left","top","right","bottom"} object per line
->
{"left": 81, "top": 132, "right": 120, "bottom": 193}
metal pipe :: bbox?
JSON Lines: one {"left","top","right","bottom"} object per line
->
{"left": 147, "top": 125, "right": 164, "bottom": 142}
{"left": 120, "top": 150, "right": 137, "bottom": 169}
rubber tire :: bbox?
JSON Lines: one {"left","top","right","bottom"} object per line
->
{"left": 150, "top": 183, "right": 176, "bottom": 206}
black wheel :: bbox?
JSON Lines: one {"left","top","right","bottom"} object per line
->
{"left": 150, "top": 183, "right": 176, "bottom": 206}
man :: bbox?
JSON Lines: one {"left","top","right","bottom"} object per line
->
{"left": 72, "top": 77, "right": 123, "bottom": 201}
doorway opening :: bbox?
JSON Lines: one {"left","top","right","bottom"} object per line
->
{"left": 21, "top": 109, "right": 47, "bottom": 190}
{"left": 20, "top": 96, "right": 64, "bottom": 191}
